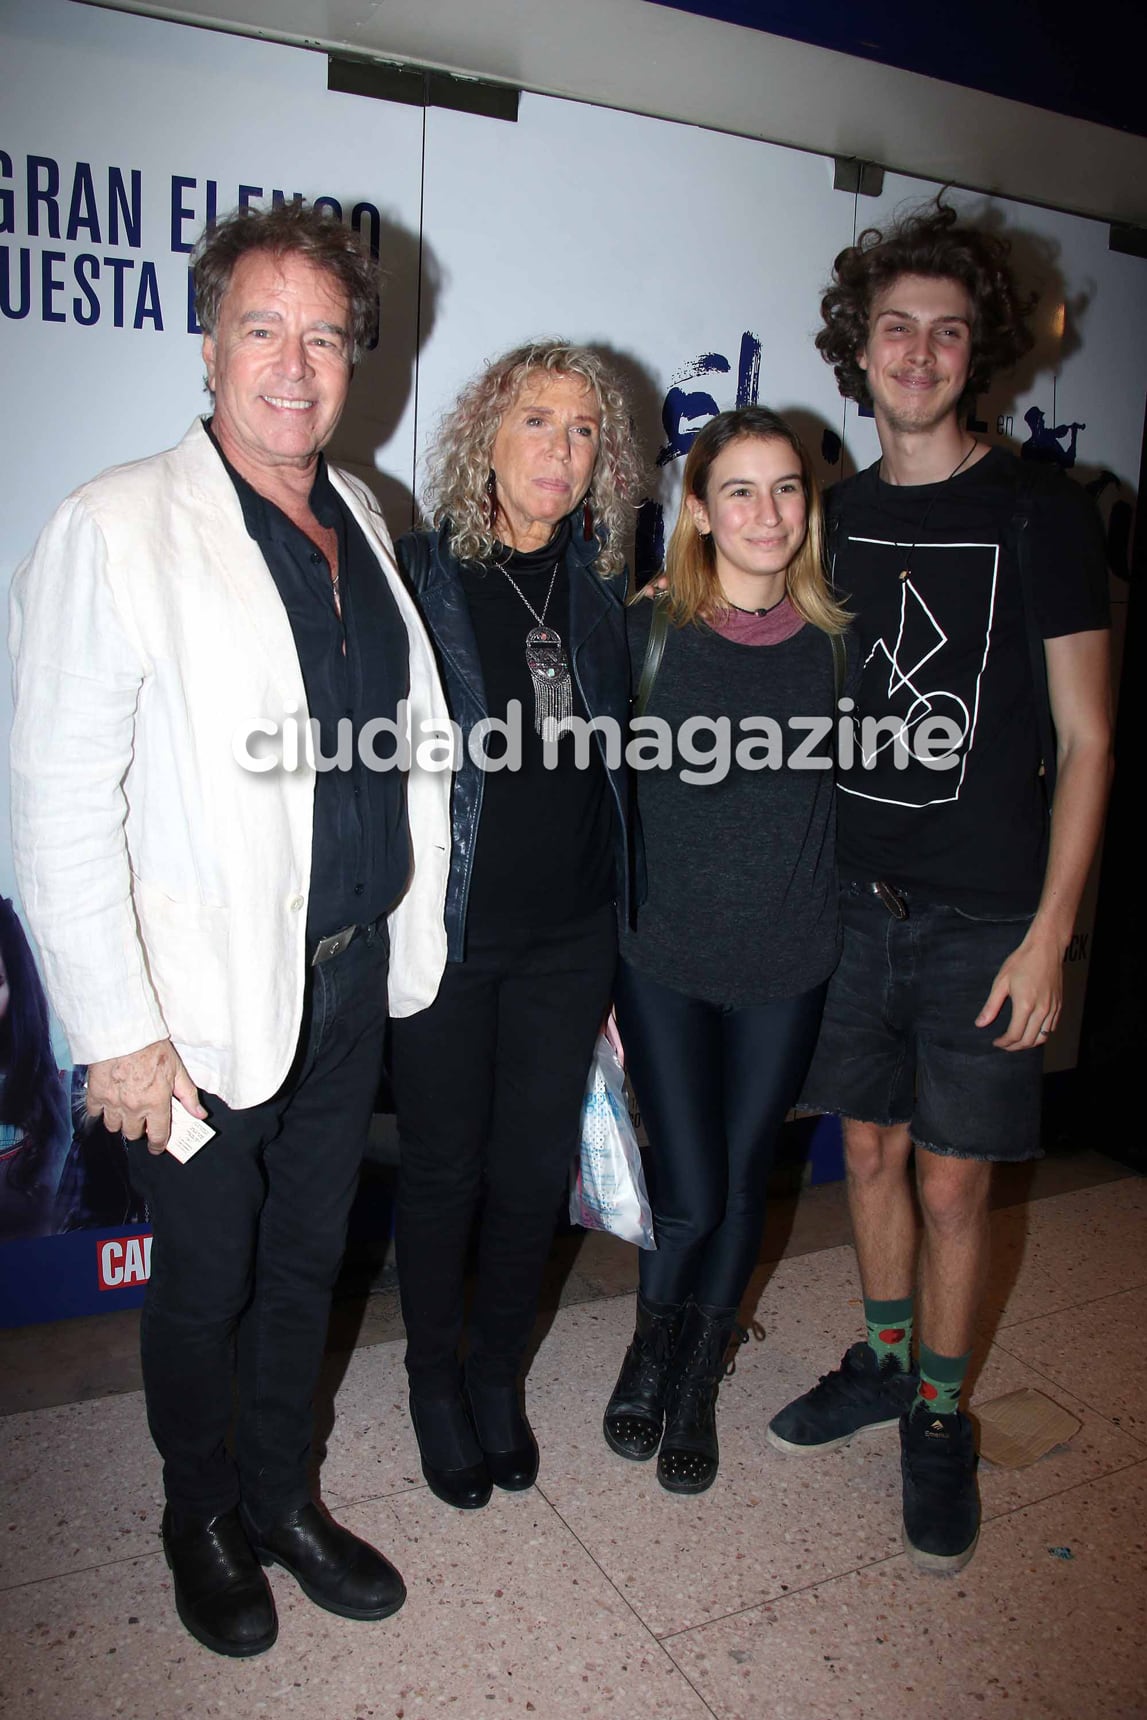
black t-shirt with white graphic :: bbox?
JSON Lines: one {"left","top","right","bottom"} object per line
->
{"left": 831, "top": 447, "right": 1108, "bottom": 913}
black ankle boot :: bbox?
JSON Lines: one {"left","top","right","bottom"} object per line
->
{"left": 465, "top": 1378, "right": 539, "bottom": 1491}
{"left": 603, "top": 1295, "right": 686, "bottom": 1461}
{"left": 657, "top": 1302, "right": 742, "bottom": 1494}
{"left": 409, "top": 1391, "right": 493, "bottom": 1510}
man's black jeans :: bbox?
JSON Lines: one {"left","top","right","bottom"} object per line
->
{"left": 127, "top": 923, "right": 389, "bottom": 1525}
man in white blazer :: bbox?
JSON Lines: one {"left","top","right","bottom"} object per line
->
{"left": 9, "top": 203, "right": 451, "bottom": 1657}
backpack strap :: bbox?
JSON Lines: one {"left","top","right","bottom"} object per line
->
{"left": 829, "top": 628, "right": 846, "bottom": 705}
{"left": 635, "top": 597, "right": 670, "bottom": 718}
{"left": 1008, "top": 466, "right": 1058, "bottom": 805}
{"left": 822, "top": 484, "right": 848, "bottom": 707}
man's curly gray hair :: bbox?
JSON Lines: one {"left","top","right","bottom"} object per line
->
{"left": 422, "top": 341, "right": 643, "bottom": 580}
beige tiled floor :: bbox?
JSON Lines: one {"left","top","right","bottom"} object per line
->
{"left": 1, "top": 1159, "right": 1144, "bottom": 1719}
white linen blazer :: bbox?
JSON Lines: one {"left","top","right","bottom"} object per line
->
{"left": 9, "top": 420, "right": 451, "bottom": 1109}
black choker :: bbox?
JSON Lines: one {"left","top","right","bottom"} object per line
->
{"left": 724, "top": 595, "right": 786, "bottom": 617}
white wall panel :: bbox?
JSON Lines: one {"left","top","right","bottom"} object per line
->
{"left": 80, "top": 0, "right": 1147, "bottom": 228}
{"left": 0, "top": 0, "right": 426, "bottom": 897}
{"left": 0, "top": 0, "right": 426, "bottom": 547}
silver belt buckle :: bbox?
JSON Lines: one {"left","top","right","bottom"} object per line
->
{"left": 311, "top": 924, "right": 357, "bottom": 966}
{"left": 870, "top": 880, "right": 909, "bottom": 921}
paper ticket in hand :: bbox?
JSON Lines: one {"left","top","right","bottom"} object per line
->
{"left": 165, "top": 1097, "right": 216, "bottom": 1164}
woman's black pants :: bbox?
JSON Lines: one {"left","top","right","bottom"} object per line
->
{"left": 391, "top": 907, "right": 616, "bottom": 1395}
{"left": 613, "top": 959, "right": 827, "bottom": 1311}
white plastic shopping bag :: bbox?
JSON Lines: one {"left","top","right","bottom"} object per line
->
{"left": 570, "top": 1023, "right": 656, "bottom": 1249}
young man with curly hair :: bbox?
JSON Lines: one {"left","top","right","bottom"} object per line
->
{"left": 767, "top": 203, "right": 1112, "bottom": 1573}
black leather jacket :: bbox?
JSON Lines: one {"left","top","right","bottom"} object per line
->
{"left": 396, "top": 521, "right": 640, "bottom": 961}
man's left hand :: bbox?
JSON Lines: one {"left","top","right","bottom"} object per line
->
{"left": 86, "top": 1039, "right": 206, "bottom": 1153}
{"left": 975, "top": 927, "right": 1064, "bottom": 1050}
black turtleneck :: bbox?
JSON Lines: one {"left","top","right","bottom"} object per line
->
{"left": 459, "top": 519, "right": 615, "bottom": 932}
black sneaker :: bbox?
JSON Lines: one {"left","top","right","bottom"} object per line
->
{"left": 900, "top": 1406, "right": 980, "bottom": 1574}
{"left": 766, "top": 1341, "right": 917, "bottom": 1455}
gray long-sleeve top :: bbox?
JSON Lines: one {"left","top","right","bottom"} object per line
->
{"left": 619, "top": 603, "right": 844, "bottom": 1006}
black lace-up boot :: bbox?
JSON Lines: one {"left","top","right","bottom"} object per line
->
{"left": 602, "top": 1295, "right": 686, "bottom": 1461}
{"left": 656, "top": 1302, "right": 742, "bottom": 1494}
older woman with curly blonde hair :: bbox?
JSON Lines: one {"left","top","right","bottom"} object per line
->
{"left": 390, "top": 341, "right": 643, "bottom": 1511}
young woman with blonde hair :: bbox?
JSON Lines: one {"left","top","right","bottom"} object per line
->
{"left": 603, "top": 405, "right": 851, "bottom": 1493}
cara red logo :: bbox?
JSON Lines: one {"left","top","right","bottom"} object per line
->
{"left": 97, "top": 1234, "right": 153, "bottom": 1290}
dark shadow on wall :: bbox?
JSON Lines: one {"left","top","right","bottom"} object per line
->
{"left": 992, "top": 215, "right": 1088, "bottom": 402}
{"left": 960, "top": 214, "right": 1138, "bottom": 601}
{"left": 587, "top": 342, "right": 671, "bottom": 589}
{"left": 326, "top": 211, "right": 444, "bottom": 540}
{"left": 1074, "top": 392, "right": 1146, "bottom": 1172}
{"left": 776, "top": 403, "right": 856, "bottom": 499}
{"left": 601, "top": 344, "right": 701, "bottom": 590}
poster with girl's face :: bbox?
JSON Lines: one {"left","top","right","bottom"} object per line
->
{"left": 0, "top": 898, "right": 79, "bottom": 1241}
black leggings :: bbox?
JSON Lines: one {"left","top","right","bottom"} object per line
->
{"left": 613, "top": 959, "right": 826, "bottom": 1310}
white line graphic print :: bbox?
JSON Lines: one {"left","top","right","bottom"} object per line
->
{"left": 841, "top": 538, "right": 999, "bottom": 808}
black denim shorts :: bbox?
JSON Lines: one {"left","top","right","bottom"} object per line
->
{"left": 798, "top": 883, "right": 1045, "bottom": 1162}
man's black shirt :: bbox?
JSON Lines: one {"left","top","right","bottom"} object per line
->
{"left": 830, "top": 447, "right": 1109, "bottom": 913}
{"left": 207, "top": 424, "right": 410, "bottom": 945}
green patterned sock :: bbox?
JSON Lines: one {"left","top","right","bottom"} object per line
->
{"left": 864, "top": 1296, "right": 914, "bottom": 1372}
{"left": 914, "top": 1343, "right": 971, "bottom": 1416}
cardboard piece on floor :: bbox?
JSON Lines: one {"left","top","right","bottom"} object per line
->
{"left": 975, "top": 1386, "right": 1081, "bottom": 1468}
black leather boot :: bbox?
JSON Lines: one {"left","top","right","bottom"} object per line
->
{"left": 465, "top": 1377, "right": 539, "bottom": 1491}
{"left": 409, "top": 1391, "right": 493, "bottom": 1510}
{"left": 602, "top": 1295, "right": 686, "bottom": 1461}
{"left": 656, "top": 1302, "right": 742, "bottom": 1494}
{"left": 241, "top": 1501, "right": 406, "bottom": 1620}
{"left": 162, "top": 1505, "right": 278, "bottom": 1657}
